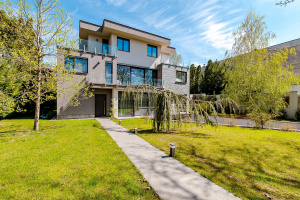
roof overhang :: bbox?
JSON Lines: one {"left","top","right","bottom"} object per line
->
{"left": 79, "top": 20, "right": 171, "bottom": 48}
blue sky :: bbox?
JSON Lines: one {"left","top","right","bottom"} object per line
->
{"left": 61, "top": 0, "right": 300, "bottom": 66}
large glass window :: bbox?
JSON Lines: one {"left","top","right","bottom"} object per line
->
{"left": 117, "top": 37, "right": 130, "bottom": 52}
{"left": 176, "top": 71, "right": 187, "bottom": 83}
{"left": 117, "top": 64, "right": 158, "bottom": 86}
{"left": 118, "top": 91, "right": 134, "bottom": 117}
{"left": 131, "top": 68, "right": 145, "bottom": 85}
{"left": 106, "top": 62, "right": 112, "bottom": 84}
{"left": 147, "top": 45, "right": 157, "bottom": 57}
{"left": 117, "top": 65, "right": 131, "bottom": 85}
{"left": 65, "top": 57, "right": 88, "bottom": 73}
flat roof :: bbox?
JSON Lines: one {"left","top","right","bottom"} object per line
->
{"left": 269, "top": 38, "right": 300, "bottom": 50}
{"left": 103, "top": 19, "right": 171, "bottom": 41}
{"left": 79, "top": 19, "right": 171, "bottom": 46}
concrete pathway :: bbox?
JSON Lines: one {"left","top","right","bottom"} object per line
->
{"left": 96, "top": 118, "right": 240, "bottom": 200}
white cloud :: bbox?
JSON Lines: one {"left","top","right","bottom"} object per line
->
{"left": 128, "top": 0, "right": 147, "bottom": 12}
{"left": 106, "top": 0, "right": 126, "bottom": 6}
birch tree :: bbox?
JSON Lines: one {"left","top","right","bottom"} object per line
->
{"left": 223, "top": 9, "right": 300, "bottom": 128}
{"left": 1, "top": 0, "right": 92, "bottom": 130}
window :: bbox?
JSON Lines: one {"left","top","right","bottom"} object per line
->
{"left": 117, "top": 37, "right": 130, "bottom": 52}
{"left": 147, "top": 45, "right": 157, "bottom": 57}
{"left": 176, "top": 71, "right": 187, "bottom": 83}
{"left": 65, "top": 57, "right": 88, "bottom": 73}
{"left": 284, "top": 96, "right": 290, "bottom": 107}
{"left": 106, "top": 62, "right": 112, "bottom": 84}
{"left": 117, "top": 65, "right": 131, "bottom": 85}
{"left": 117, "top": 64, "right": 158, "bottom": 86}
{"left": 131, "top": 68, "right": 145, "bottom": 85}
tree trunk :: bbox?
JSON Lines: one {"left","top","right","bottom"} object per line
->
{"left": 34, "top": 0, "right": 42, "bottom": 131}
{"left": 33, "top": 97, "right": 40, "bottom": 130}
{"left": 33, "top": 70, "right": 41, "bottom": 130}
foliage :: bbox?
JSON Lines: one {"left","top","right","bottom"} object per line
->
{"left": 0, "top": 9, "right": 35, "bottom": 118}
{"left": 295, "top": 108, "right": 300, "bottom": 120}
{"left": 0, "top": 119, "right": 158, "bottom": 199}
{"left": 200, "top": 59, "right": 227, "bottom": 95}
{"left": 118, "top": 118, "right": 300, "bottom": 200}
{"left": 223, "top": 9, "right": 300, "bottom": 128}
{"left": 169, "top": 52, "right": 183, "bottom": 66}
{"left": 109, "top": 98, "right": 116, "bottom": 118}
{"left": 121, "top": 84, "right": 237, "bottom": 132}
{"left": 189, "top": 64, "right": 202, "bottom": 94}
{"left": 276, "top": 0, "right": 295, "bottom": 6}
{"left": 277, "top": 108, "right": 288, "bottom": 120}
{"left": 0, "top": 0, "right": 93, "bottom": 130}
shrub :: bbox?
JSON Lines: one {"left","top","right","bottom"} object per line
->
{"left": 277, "top": 109, "right": 287, "bottom": 120}
{"left": 295, "top": 109, "right": 300, "bottom": 120}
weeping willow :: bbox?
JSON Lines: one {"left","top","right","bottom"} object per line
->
{"left": 121, "top": 84, "right": 237, "bottom": 132}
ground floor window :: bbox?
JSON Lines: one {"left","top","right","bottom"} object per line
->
{"left": 118, "top": 91, "right": 149, "bottom": 117}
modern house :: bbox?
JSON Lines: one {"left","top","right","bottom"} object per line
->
{"left": 269, "top": 38, "right": 300, "bottom": 119}
{"left": 57, "top": 19, "right": 190, "bottom": 119}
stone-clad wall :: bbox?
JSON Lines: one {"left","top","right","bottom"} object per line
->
{"left": 158, "top": 64, "right": 190, "bottom": 96}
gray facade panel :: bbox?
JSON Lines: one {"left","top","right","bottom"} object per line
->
{"left": 159, "top": 64, "right": 190, "bottom": 96}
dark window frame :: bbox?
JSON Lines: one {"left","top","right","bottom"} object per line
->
{"left": 117, "top": 37, "right": 130, "bottom": 52}
{"left": 65, "top": 57, "right": 88, "bottom": 74}
{"left": 147, "top": 44, "right": 157, "bottom": 57}
{"left": 176, "top": 71, "right": 187, "bottom": 83}
{"left": 105, "top": 62, "right": 113, "bottom": 84}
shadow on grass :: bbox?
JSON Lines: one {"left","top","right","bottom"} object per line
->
{"left": 184, "top": 143, "right": 300, "bottom": 199}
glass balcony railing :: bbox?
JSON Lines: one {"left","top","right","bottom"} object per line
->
{"left": 78, "top": 39, "right": 118, "bottom": 57}
{"left": 88, "top": 73, "right": 163, "bottom": 88}
{"left": 117, "top": 78, "right": 163, "bottom": 88}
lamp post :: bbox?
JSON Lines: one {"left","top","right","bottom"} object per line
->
{"left": 170, "top": 143, "right": 175, "bottom": 157}
{"left": 134, "top": 126, "right": 137, "bottom": 134}
{"left": 119, "top": 120, "right": 122, "bottom": 125}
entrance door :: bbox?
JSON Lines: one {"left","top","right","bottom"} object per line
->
{"left": 95, "top": 94, "right": 106, "bottom": 117}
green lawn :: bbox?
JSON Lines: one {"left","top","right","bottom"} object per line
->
{"left": 0, "top": 119, "right": 159, "bottom": 199}
{"left": 114, "top": 118, "right": 300, "bottom": 200}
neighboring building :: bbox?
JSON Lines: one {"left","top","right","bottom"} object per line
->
{"left": 269, "top": 38, "right": 300, "bottom": 119}
{"left": 57, "top": 19, "right": 189, "bottom": 119}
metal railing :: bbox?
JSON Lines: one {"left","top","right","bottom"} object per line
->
{"left": 78, "top": 39, "right": 118, "bottom": 57}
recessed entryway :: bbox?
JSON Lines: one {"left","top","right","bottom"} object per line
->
{"left": 95, "top": 94, "right": 107, "bottom": 117}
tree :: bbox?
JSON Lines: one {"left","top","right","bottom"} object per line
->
{"left": 276, "top": 0, "right": 295, "bottom": 6}
{"left": 169, "top": 52, "right": 183, "bottom": 66}
{"left": 0, "top": 9, "right": 35, "bottom": 118}
{"left": 200, "top": 60, "right": 227, "bottom": 95}
{"left": 121, "top": 85, "right": 236, "bottom": 132}
{"left": 190, "top": 64, "right": 203, "bottom": 94}
{"left": 1, "top": 0, "right": 92, "bottom": 130}
{"left": 223, "top": 9, "right": 300, "bottom": 128}
{"left": 189, "top": 64, "right": 196, "bottom": 94}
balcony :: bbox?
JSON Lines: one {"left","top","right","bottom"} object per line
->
{"left": 78, "top": 39, "right": 118, "bottom": 57}
{"left": 117, "top": 78, "right": 163, "bottom": 88}
{"left": 88, "top": 73, "right": 163, "bottom": 88}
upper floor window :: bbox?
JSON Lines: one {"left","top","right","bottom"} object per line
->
{"left": 106, "top": 62, "right": 112, "bottom": 84}
{"left": 176, "top": 71, "right": 187, "bottom": 83}
{"left": 117, "top": 37, "right": 130, "bottom": 52}
{"left": 65, "top": 57, "right": 88, "bottom": 73}
{"left": 147, "top": 45, "right": 157, "bottom": 57}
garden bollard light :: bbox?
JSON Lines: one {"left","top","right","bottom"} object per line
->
{"left": 111, "top": 116, "right": 113, "bottom": 120}
{"left": 170, "top": 143, "right": 175, "bottom": 157}
{"left": 119, "top": 120, "right": 122, "bottom": 125}
{"left": 134, "top": 126, "right": 137, "bottom": 134}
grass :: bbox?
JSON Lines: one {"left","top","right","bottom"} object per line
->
{"left": 0, "top": 118, "right": 159, "bottom": 199}
{"left": 114, "top": 118, "right": 300, "bottom": 200}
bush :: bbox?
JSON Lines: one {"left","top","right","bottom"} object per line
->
{"left": 295, "top": 109, "right": 300, "bottom": 120}
{"left": 277, "top": 109, "right": 288, "bottom": 120}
